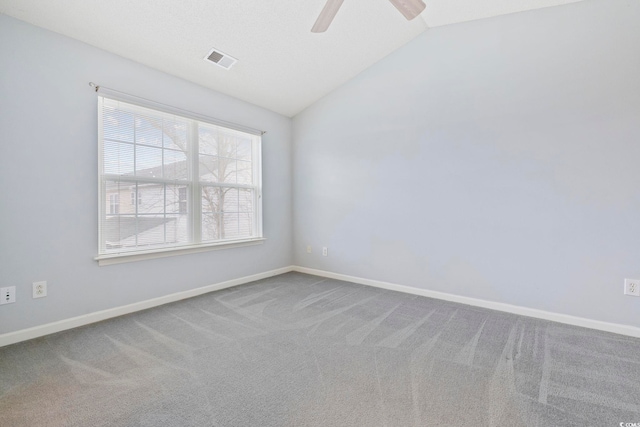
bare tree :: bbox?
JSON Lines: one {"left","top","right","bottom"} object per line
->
{"left": 201, "top": 132, "right": 239, "bottom": 240}
{"left": 121, "top": 114, "right": 250, "bottom": 241}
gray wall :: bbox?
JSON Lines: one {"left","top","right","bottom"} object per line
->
{"left": 293, "top": 0, "right": 640, "bottom": 328}
{"left": 0, "top": 15, "right": 292, "bottom": 334}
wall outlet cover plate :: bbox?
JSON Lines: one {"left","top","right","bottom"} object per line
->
{"left": 624, "top": 278, "right": 640, "bottom": 296}
{"left": 1, "top": 286, "right": 16, "bottom": 305}
{"left": 33, "top": 281, "right": 47, "bottom": 298}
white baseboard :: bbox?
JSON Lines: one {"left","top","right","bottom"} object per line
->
{"left": 0, "top": 265, "right": 294, "bottom": 347}
{"left": 293, "top": 266, "right": 640, "bottom": 339}
{"left": 3, "top": 264, "right": 639, "bottom": 347}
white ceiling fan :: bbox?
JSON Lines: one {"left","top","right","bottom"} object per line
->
{"left": 312, "top": 0, "right": 427, "bottom": 33}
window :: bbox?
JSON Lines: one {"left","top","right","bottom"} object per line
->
{"left": 178, "top": 187, "right": 187, "bottom": 214}
{"left": 97, "top": 96, "right": 262, "bottom": 259}
{"left": 109, "top": 194, "right": 120, "bottom": 214}
{"left": 130, "top": 190, "right": 142, "bottom": 206}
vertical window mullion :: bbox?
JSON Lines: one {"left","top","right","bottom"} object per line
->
{"left": 134, "top": 183, "right": 139, "bottom": 247}
{"left": 97, "top": 98, "right": 105, "bottom": 253}
{"left": 190, "top": 121, "right": 201, "bottom": 244}
{"left": 254, "top": 136, "right": 262, "bottom": 238}
{"left": 133, "top": 113, "right": 138, "bottom": 248}
{"left": 100, "top": 180, "right": 106, "bottom": 252}
{"left": 162, "top": 183, "right": 167, "bottom": 244}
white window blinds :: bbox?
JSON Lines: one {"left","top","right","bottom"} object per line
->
{"left": 98, "top": 96, "right": 262, "bottom": 256}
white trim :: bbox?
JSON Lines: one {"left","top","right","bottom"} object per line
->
{"left": 292, "top": 266, "right": 640, "bottom": 339}
{"left": 0, "top": 266, "right": 294, "bottom": 348}
{"left": 97, "top": 96, "right": 264, "bottom": 260}
{"left": 3, "top": 264, "right": 639, "bottom": 348}
{"left": 96, "top": 238, "right": 266, "bottom": 266}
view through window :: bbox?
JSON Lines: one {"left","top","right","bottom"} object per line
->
{"left": 98, "top": 97, "right": 262, "bottom": 256}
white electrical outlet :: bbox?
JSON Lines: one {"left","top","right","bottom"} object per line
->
{"left": 624, "top": 278, "right": 640, "bottom": 296}
{"left": 33, "top": 281, "right": 47, "bottom": 299}
{"left": 307, "top": 245, "right": 312, "bottom": 254}
{"left": 1, "top": 286, "right": 16, "bottom": 305}
{"left": 322, "top": 247, "right": 328, "bottom": 257}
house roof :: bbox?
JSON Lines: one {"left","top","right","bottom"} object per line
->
{"left": 104, "top": 216, "right": 174, "bottom": 244}
{"left": 104, "top": 155, "right": 224, "bottom": 186}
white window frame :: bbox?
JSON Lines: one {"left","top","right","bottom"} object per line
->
{"left": 95, "top": 95, "right": 264, "bottom": 266}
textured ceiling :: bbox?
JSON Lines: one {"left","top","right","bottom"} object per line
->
{"left": 0, "top": 0, "right": 584, "bottom": 117}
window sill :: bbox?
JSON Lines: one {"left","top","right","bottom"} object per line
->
{"left": 95, "top": 238, "right": 266, "bottom": 266}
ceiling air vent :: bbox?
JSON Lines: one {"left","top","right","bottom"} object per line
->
{"left": 204, "top": 48, "right": 238, "bottom": 70}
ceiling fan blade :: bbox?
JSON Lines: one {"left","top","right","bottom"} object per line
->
{"left": 311, "top": 0, "right": 345, "bottom": 33}
{"left": 387, "top": 0, "right": 426, "bottom": 20}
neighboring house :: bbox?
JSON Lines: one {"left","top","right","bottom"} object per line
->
{"left": 104, "top": 150, "right": 252, "bottom": 250}
{"left": 104, "top": 178, "right": 187, "bottom": 250}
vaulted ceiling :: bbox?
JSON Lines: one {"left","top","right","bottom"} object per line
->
{"left": 0, "top": 0, "right": 584, "bottom": 116}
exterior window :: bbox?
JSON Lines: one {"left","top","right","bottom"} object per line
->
{"left": 109, "top": 194, "right": 119, "bottom": 214}
{"left": 130, "top": 191, "right": 142, "bottom": 206}
{"left": 98, "top": 96, "right": 262, "bottom": 256}
{"left": 178, "top": 187, "right": 187, "bottom": 214}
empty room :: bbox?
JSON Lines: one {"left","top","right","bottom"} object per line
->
{"left": 1, "top": 0, "right": 639, "bottom": 425}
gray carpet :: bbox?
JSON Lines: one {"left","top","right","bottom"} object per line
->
{"left": 1, "top": 272, "right": 639, "bottom": 426}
